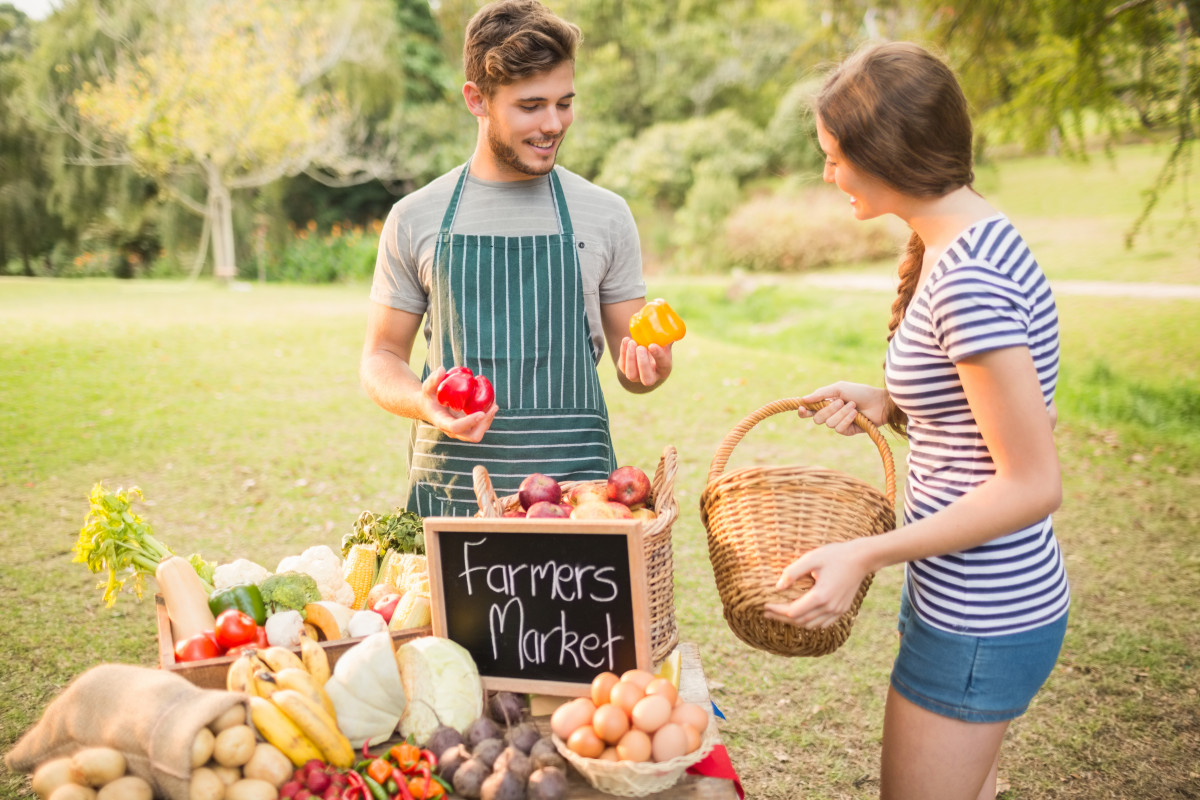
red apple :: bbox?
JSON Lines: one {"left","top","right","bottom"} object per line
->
{"left": 518, "top": 473, "right": 562, "bottom": 509}
{"left": 631, "top": 507, "right": 658, "bottom": 522}
{"left": 565, "top": 483, "right": 608, "bottom": 507}
{"left": 527, "top": 500, "right": 571, "bottom": 518}
{"left": 372, "top": 593, "right": 404, "bottom": 624}
{"left": 607, "top": 466, "right": 651, "bottom": 508}
{"left": 503, "top": 509, "right": 527, "bottom": 518}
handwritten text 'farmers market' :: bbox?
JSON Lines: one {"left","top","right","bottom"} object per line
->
{"left": 458, "top": 537, "right": 625, "bottom": 670}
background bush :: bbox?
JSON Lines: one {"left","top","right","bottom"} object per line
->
{"left": 722, "top": 185, "right": 905, "bottom": 273}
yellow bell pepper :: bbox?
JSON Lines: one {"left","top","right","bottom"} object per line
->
{"left": 628, "top": 298, "right": 686, "bottom": 348}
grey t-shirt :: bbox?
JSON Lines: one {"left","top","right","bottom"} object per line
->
{"left": 370, "top": 163, "right": 646, "bottom": 364}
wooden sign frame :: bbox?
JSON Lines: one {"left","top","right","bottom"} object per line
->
{"left": 424, "top": 517, "right": 651, "bottom": 697}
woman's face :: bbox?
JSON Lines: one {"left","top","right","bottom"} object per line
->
{"left": 815, "top": 116, "right": 899, "bottom": 221}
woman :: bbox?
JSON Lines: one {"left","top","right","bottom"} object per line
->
{"left": 764, "top": 43, "right": 1070, "bottom": 800}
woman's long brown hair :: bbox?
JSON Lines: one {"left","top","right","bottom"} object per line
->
{"left": 815, "top": 42, "right": 974, "bottom": 436}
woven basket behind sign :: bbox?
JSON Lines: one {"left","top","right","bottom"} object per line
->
{"left": 473, "top": 445, "right": 680, "bottom": 665}
{"left": 700, "top": 398, "right": 897, "bottom": 657}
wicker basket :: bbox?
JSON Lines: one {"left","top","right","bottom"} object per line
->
{"left": 552, "top": 713, "right": 718, "bottom": 797}
{"left": 473, "top": 445, "right": 680, "bottom": 665}
{"left": 700, "top": 398, "right": 897, "bottom": 657}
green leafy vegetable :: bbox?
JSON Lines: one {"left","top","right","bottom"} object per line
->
{"left": 74, "top": 483, "right": 215, "bottom": 607}
{"left": 341, "top": 508, "right": 425, "bottom": 559}
{"left": 258, "top": 571, "right": 321, "bottom": 617}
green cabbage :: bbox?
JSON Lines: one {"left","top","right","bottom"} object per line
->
{"left": 397, "top": 637, "right": 483, "bottom": 743}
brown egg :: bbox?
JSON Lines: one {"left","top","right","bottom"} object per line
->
{"left": 592, "top": 702, "right": 631, "bottom": 745}
{"left": 609, "top": 680, "right": 645, "bottom": 717}
{"left": 643, "top": 677, "right": 678, "bottom": 707}
{"left": 670, "top": 701, "right": 710, "bottom": 733}
{"left": 630, "top": 693, "right": 673, "bottom": 734}
{"left": 598, "top": 746, "right": 620, "bottom": 761}
{"left": 591, "top": 671, "right": 620, "bottom": 707}
{"left": 616, "top": 729, "right": 653, "bottom": 763}
{"left": 651, "top": 722, "right": 688, "bottom": 762}
{"left": 567, "top": 725, "right": 605, "bottom": 759}
{"left": 681, "top": 722, "right": 702, "bottom": 754}
{"left": 621, "top": 668, "right": 656, "bottom": 690}
{"left": 551, "top": 697, "right": 596, "bottom": 740}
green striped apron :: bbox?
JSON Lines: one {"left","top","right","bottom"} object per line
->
{"left": 404, "top": 165, "right": 618, "bottom": 516}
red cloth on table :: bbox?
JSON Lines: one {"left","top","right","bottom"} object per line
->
{"left": 686, "top": 744, "right": 744, "bottom": 799}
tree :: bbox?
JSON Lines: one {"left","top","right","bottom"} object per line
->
{"left": 63, "top": 0, "right": 397, "bottom": 280}
{"left": 930, "top": 0, "right": 1198, "bottom": 245}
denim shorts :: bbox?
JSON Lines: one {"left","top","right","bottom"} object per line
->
{"left": 891, "top": 584, "right": 1068, "bottom": 723}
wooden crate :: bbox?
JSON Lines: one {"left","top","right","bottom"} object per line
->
{"left": 155, "top": 594, "right": 432, "bottom": 689}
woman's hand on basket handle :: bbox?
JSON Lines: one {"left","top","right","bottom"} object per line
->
{"left": 763, "top": 540, "right": 873, "bottom": 629}
{"left": 797, "top": 382, "right": 888, "bottom": 436}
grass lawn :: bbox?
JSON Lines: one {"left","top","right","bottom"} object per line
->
{"left": 2, "top": 147, "right": 1198, "bottom": 799}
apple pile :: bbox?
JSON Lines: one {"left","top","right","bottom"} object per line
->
{"left": 507, "top": 467, "right": 658, "bottom": 522}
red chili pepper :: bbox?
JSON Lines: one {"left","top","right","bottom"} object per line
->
{"left": 344, "top": 769, "right": 369, "bottom": 800}
{"left": 392, "top": 768, "right": 416, "bottom": 800}
{"left": 418, "top": 749, "right": 439, "bottom": 770}
{"left": 406, "top": 764, "right": 443, "bottom": 800}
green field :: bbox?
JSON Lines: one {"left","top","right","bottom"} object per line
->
{"left": 1, "top": 145, "right": 1198, "bottom": 799}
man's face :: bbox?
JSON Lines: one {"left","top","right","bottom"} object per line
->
{"left": 482, "top": 61, "right": 575, "bottom": 179}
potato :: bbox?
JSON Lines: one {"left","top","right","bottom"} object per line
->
{"left": 32, "top": 757, "right": 75, "bottom": 799}
{"left": 96, "top": 776, "right": 153, "bottom": 800}
{"left": 241, "top": 743, "right": 291, "bottom": 788}
{"left": 209, "top": 705, "right": 248, "bottom": 734}
{"left": 225, "top": 778, "right": 278, "bottom": 800}
{"left": 480, "top": 770, "right": 525, "bottom": 800}
{"left": 212, "top": 724, "right": 256, "bottom": 768}
{"left": 192, "top": 728, "right": 216, "bottom": 768}
{"left": 189, "top": 767, "right": 225, "bottom": 800}
{"left": 451, "top": 758, "right": 489, "bottom": 800}
{"left": 68, "top": 748, "right": 126, "bottom": 787}
{"left": 209, "top": 765, "right": 241, "bottom": 787}
{"left": 48, "top": 785, "right": 97, "bottom": 800}
{"left": 526, "top": 766, "right": 568, "bottom": 800}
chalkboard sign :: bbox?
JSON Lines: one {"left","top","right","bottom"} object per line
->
{"left": 424, "top": 517, "right": 651, "bottom": 697}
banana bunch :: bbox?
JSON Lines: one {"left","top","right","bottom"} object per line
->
{"left": 227, "top": 638, "right": 354, "bottom": 770}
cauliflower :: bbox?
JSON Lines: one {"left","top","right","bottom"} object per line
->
{"left": 265, "top": 610, "right": 305, "bottom": 647}
{"left": 213, "top": 558, "right": 272, "bottom": 591}
{"left": 276, "top": 545, "right": 355, "bottom": 607}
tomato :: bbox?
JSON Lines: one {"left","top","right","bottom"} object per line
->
{"left": 175, "top": 632, "right": 221, "bottom": 662}
{"left": 214, "top": 608, "right": 258, "bottom": 650}
{"left": 435, "top": 371, "right": 473, "bottom": 411}
{"left": 203, "top": 630, "right": 226, "bottom": 655}
{"left": 463, "top": 376, "right": 495, "bottom": 414}
{"left": 255, "top": 626, "right": 270, "bottom": 648}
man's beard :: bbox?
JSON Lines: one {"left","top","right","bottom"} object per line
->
{"left": 487, "top": 125, "right": 561, "bottom": 177}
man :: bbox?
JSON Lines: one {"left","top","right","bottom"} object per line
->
{"left": 360, "top": 0, "right": 674, "bottom": 516}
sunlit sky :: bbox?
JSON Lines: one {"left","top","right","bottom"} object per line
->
{"left": 8, "top": 0, "right": 56, "bottom": 19}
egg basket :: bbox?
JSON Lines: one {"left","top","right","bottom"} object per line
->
{"left": 551, "top": 713, "right": 718, "bottom": 797}
{"left": 700, "top": 398, "right": 897, "bottom": 657}
{"left": 473, "top": 445, "right": 680, "bottom": 665}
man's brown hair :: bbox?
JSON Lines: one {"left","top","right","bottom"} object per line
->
{"left": 464, "top": 0, "right": 582, "bottom": 97}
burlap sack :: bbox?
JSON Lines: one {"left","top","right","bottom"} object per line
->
{"left": 4, "top": 663, "right": 247, "bottom": 800}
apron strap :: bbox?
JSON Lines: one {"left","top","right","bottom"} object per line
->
{"left": 438, "top": 161, "right": 572, "bottom": 240}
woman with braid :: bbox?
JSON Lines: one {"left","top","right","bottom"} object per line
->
{"left": 764, "top": 43, "right": 1069, "bottom": 800}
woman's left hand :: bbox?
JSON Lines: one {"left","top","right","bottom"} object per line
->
{"left": 764, "top": 539, "right": 872, "bottom": 629}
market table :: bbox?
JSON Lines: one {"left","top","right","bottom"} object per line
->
{"left": 530, "top": 642, "right": 740, "bottom": 800}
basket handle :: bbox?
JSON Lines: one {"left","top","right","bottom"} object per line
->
{"left": 706, "top": 397, "right": 896, "bottom": 504}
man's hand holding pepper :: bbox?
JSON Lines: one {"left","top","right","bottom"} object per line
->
{"left": 618, "top": 338, "right": 673, "bottom": 387}
{"left": 421, "top": 366, "right": 498, "bottom": 442}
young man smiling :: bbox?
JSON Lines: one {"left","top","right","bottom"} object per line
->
{"left": 360, "top": 0, "right": 674, "bottom": 516}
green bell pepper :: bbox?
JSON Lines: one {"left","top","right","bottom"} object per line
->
{"left": 208, "top": 583, "right": 267, "bottom": 626}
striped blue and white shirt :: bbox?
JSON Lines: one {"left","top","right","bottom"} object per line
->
{"left": 885, "top": 214, "right": 1070, "bottom": 636}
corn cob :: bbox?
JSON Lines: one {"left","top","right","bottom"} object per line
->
{"left": 387, "top": 592, "right": 431, "bottom": 631}
{"left": 342, "top": 543, "right": 378, "bottom": 610}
